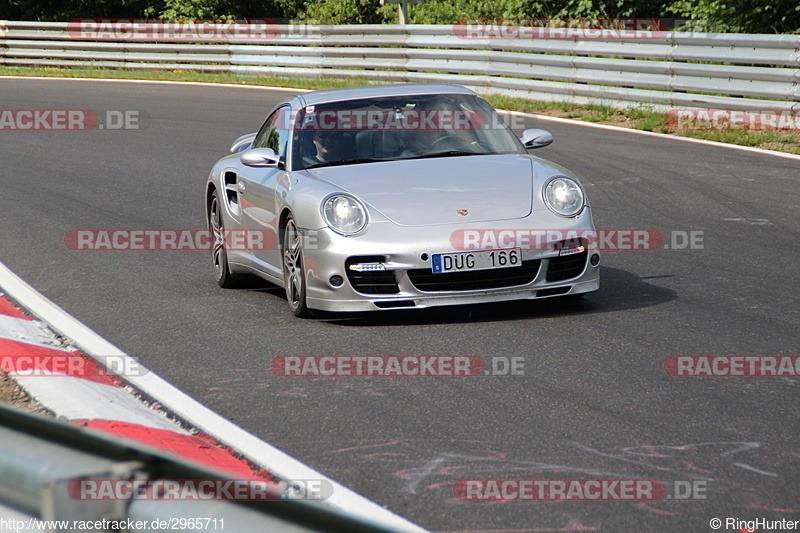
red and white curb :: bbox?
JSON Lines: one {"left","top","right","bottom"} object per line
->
{"left": 0, "top": 260, "right": 427, "bottom": 532}
{"left": 0, "top": 292, "right": 270, "bottom": 477}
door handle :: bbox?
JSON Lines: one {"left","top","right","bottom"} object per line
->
{"left": 237, "top": 182, "right": 246, "bottom": 193}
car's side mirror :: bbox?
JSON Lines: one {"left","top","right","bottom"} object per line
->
{"left": 241, "top": 147, "right": 280, "bottom": 167}
{"left": 230, "top": 132, "right": 257, "bottom": 153}
{"left": 520, "top": 129, "right": 554, "bottom": 149}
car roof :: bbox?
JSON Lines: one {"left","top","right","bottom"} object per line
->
{"left": 298, "top": 83, "right": 477, "bottom": 106}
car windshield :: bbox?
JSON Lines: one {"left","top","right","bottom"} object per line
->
{"left": 291, "top": 93, "right": 524, "bottom": 170}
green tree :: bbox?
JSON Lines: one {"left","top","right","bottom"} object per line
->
{"left": 159, "top": 0, "right": 228, "bottom": 19}
{"left": 547, "top": 0, "right": 668, "bottom": 19}
{"left": 667, "top": 0, "right": 800, "bottom": 33}
{"left": 297, "top": 0, "right": 394, "bottom": 24}
{"left": 0, "top": 0, "right": 166, "bottom": 21}
{"left": 410, "top": 0, "right": 552, "bottom": 24}
{"left": 1, "top": 0, "right": 797, "bottom": 32}
{"left": 158, "top": 0, "right": 293, "bottom": 20}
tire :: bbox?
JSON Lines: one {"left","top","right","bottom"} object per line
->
{"left": 208, "top": 191, "right": 239, "bottom": 288}
{"left": 282, "top": 215, "right": 312, "bottom": 318}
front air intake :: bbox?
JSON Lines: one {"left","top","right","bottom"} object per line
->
{"left": 345, "top": 256, "right": 400, "bottom": 294}
{"left": 546, "top": 250, "right": 588, "bottom": 282}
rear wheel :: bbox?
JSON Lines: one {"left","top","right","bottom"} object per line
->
{"left": 209, "top": 191, "right": 239, "bottom": 288}
{"left": 283, "top": 215, "right": 311, "bottom": 318}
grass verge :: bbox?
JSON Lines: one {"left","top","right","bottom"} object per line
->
{"left": 2, "top": 66, "right": 799, "bottom": 155}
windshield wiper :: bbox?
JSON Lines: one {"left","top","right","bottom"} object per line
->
{"left": 407, "top": 150, "right": 485, "bottom": 160}
{"left": 304, "top": 157, "right": 392, "bottom": 169}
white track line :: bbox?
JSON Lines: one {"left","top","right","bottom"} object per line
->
{"left": 0, "top": 260, "right": 426, "bottom": 533}
{"left": 0, "top": 75, "right": 313, "bottom": 92}
{"left": 2, "top": 75, "right": 799, "bottom": 161}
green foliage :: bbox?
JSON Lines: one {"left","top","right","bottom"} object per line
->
{"left": 0, "top": 65, "right": 378, "bottom": 90}
{"left": 297, "top": 0, "right": 394, "bottom": 24}
{"left": 0, "top": 0, "right": 301, "bottom": 21}
{"left": 484, "top": 94, "right": 563, "bottom": 112}
{"left": 667, "top": 0, "right": 800, "bottom": 33}
{"left": 293, "top": 0, "right": 800, "bottom": 32}
{"left": 159, "top": 0, "right": 228, "bottom": 19}
{"left": 158, "top": 0, "right": 292, "bottom": 20}
{"left": 0, "top": 0, "right": 165, "bottom": 21}
{"left": 547, "top": 0, "right": 669, "bottom": 19}
{"left": 410, "top": 0, "right": 551, "bottom": 24}
{"left": 274, "top": 0, "right": 310, "bottom": 20}
{"left": 626, "top": 106, "right": 664, "bottom": 130}
{"left": 0, "top": 0, "right": 797, "bottom": 32}
{"left": 583, "top": 104, "right": 622, "bottom": 121}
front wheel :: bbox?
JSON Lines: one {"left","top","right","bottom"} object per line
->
{"left": 282, "top": 215, "right": 312, "bottom": 318}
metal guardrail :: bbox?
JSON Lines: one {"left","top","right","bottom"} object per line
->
{"left": 0, "top": 403, "right": 408, "bottom": 532}
{"left": 0, "top": 21, "right": 798, "bottom": 110}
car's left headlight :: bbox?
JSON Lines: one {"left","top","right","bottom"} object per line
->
{"left": 543, "top": 176, "right": 585, "bottom": 217}
{"left": 322, "top": 193, "right": 368, "bottom": 235}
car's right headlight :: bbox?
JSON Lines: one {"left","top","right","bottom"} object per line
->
{"left": 543, "top": 176, "right": 585, "bottom": 217}
{"left": 322, "top": 193, "right": 368, "bottom": 235}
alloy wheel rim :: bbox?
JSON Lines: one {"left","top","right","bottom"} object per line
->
{"left": 210, "top": 197, "right": 225, "bottom": 280}
{"left": 283, "top": 220, "right": 303, "bottom": 309}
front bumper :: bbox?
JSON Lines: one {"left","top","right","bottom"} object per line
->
{"left": 302, "top": 211, "right": 600, "bottom": 312}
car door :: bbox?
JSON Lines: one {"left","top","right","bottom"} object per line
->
{"left": 237, "top": 105, "right": 292, "bottom": 275}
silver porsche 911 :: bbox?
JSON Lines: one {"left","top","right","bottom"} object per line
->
{"left": 205, "top": 84, "right": 599, "bottom": 317}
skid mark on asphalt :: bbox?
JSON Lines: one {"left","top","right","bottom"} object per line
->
{"left": 321, "top": 438, "right": 797, "bottom": 518}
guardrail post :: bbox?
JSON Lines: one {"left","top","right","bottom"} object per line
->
{"left": 40, "top": 463, "right": 145, "bottom": 532}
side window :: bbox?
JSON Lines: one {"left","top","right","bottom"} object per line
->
{"left": 253, "top": 105, "right": 291, "bottom": 157}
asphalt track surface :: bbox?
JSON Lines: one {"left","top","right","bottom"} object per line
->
{"left": 1, "top": 78, "right": 798, "bottom": 532}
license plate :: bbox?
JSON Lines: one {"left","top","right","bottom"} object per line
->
{"left": 432, "top": 248, "right": 522, "bottom": 274}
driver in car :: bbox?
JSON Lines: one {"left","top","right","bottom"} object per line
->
{"left": 304, "top": 130, "right": 345, "bottom": 166}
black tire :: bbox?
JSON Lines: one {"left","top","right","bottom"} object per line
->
{"left": 208, "top": 191, "right": 239, "bottom": 288}
{"left": 282, "top": 215, "right": 312, "bottom": 318}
